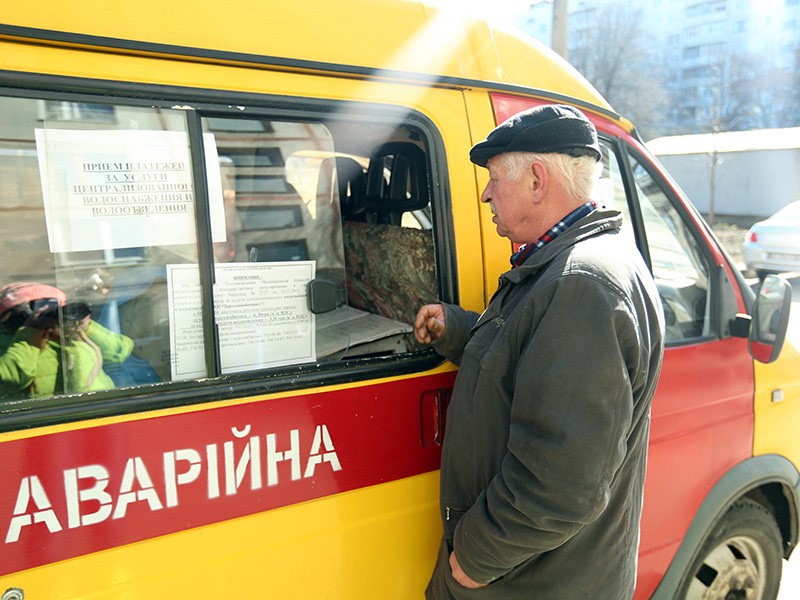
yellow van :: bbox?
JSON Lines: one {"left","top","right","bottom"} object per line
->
{"left": 0, "top": 2, "right": 798, "bottom": 599}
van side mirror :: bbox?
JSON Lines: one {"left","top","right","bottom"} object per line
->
{"left": 732, "top": 275, "right": 792, "bottom": 363}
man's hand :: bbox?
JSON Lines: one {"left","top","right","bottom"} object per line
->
{"left": 414, "top": 304, "right": 446, "bottom": 344}
{"left": 449, "top": 551, "right": 487, "bottom": 589}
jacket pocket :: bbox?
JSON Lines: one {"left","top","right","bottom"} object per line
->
{"left": 463, "top": 311, "right": 514, "bottom": 375}
{"left": 442, "top": 507, "right": 507, "bottom": 597}
{"left": 444, "top": 506, "right": 467, "bottom": 552}
{"left": 444, "top": 566, "right": 505, "bottom": 598}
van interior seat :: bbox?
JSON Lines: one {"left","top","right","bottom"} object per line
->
{"left": 327, "top": 156, "right": 368, "bottom": 222}
{"left": 342, "top": 221, "right": 437, "bottom": 334}
{"left": 365, "top": 143, "right": 429, "bottom": 226}
{"left": 340, "top": 141, "right": 436, "bottom": 335}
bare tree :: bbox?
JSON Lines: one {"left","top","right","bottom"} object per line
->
{"left": 734, "top": 49, "right": 800, "bottom": 129}
{"left": 568, "top": 5, "right": 670, "bottom": 140}
{"left": 675, "top": 46, "right": 800, "bottom": 134}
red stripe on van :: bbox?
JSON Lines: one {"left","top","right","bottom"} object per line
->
{"left": 0, "top": 372, "right": 454, "bottom": 575}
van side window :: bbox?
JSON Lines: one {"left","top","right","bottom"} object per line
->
{"left": 189, "top": 116, "right": 352, "bottom": 376}
{"left": 339, "top": 143, "right": 437, "bottom": 353}
{"left": 629, "top": 154, "right": 713, "bottom": 343}
{"left": 200, "top": 116, "right": 437, "bottom": 369}
{"left": 0, "top": 94, "right": 441, "bottom": 407}
{"left": 595, "top": 139, "right": 636, "bottom": 245}
{"left": 0, "top": 96, "right": 198, "bottom": 398}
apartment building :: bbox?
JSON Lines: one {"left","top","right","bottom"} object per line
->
{"left": 512, "top": 0, "right": 800, "bottom": 134}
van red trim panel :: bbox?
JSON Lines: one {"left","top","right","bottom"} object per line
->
{"left": 0, "top": 372, "right": 454, "bottom": 575}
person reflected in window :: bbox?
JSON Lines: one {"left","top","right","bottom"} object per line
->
{"left": 1, "top": 282, "right": 65, "bottom": 398}
{"left": 0, "top": 282, "right": 134, "bottom": 400}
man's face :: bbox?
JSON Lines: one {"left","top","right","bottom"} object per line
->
{"left": 480, "top": 156, "right": 535, "bottom": 244}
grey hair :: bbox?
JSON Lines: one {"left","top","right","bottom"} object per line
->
{"left": 496, "top": 151, "right": 601, "bottom": 203}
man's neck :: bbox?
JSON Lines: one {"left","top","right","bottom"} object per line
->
{"left": 510, "top": 200, "right": 597, "bottom": 267}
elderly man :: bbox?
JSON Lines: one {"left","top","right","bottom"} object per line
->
{"left": 415, "top": 104, "right": 665, "bottom": 599}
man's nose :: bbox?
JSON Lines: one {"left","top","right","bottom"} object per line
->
{"left": 480, "top": 185, "right": 491, "bottom": 204}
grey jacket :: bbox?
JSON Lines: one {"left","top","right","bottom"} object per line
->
{"left": 425, "top": 209, "right": 665, "bottom": 599}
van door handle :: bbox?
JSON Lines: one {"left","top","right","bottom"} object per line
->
{"left": 420, "top": 388, "right": 452, "bottom": 447}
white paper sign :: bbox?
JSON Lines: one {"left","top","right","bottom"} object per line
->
{"left": 35, "top": 129, "right": 226, "bottom": 253}
{"left": 166, "top": 261, "right": 317, "bottom": 380}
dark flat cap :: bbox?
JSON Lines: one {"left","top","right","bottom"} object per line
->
{"left": 469, "top": 104, "right": 601, "bottom": 167}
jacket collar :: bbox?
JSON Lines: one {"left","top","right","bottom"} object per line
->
{"left": 502, "top": 209, "right": 623, "bottom": 284}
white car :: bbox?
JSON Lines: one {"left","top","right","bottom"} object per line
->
{"left": 744, "top": 201, "right": 800, "bottom": 278}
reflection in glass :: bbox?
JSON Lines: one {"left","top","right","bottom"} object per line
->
{"left": 750, "top": 275, "right": 791, "bottom": 363}
{"left": 0, "top": 96, "right": 200, "bottom": 398}
{"left": 202, "top": 117, "right": 348, "bottom": 369}
{"left": 631, "top": 155, "right": 712, "bottom": 342}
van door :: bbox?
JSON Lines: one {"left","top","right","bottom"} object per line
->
{"left": 597, "top": 137, "right": 755, "bottom": 599}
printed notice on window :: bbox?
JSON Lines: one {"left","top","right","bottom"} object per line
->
{"left": 34, "top": 129, "right": 226, "bottom": 253}
{"left": 166, "top": 261, "right": 316, "bottom": 380}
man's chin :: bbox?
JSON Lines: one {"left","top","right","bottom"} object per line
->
{"left": 495, "top": 225, "right": 512, "bottom": 240}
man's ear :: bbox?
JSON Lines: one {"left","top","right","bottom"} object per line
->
{"left": 529, "top": 160, "right": 548, "bottom": 203}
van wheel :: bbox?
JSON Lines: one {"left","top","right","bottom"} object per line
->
{"left": 677, "top": 499, "right": 783, "bottom": 600}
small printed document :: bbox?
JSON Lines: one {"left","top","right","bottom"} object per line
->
{"left": 167, "top": 261, "right": 316, "bottom": 380}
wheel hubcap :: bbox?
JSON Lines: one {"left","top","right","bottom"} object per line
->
{"left": 686, "top": 535, "right": 766, "bottom": 600}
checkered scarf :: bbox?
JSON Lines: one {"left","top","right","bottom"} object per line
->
{"left": 511, "top": 200, "right": 598, "bottom": 267}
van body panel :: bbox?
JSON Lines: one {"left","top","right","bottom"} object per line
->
{"left": 491, "top": 90, "right": 627, "bottom": 131}
{"left": 1, "top": 1, "right": 612, "bottom": 112}
{"left": 638, "top": 339, "right": 754, "bottom": 598}
{"left": 460, "top": 89, "right": 514, "bottom": 305}
{"left": 4, "top": 471, "right": 443, "bottom": 599}
{"left": 3, "top": 1, "right": 439, "bottom": 78}
{"left": 649, "top": 454, "right": 800, "bottom": 600}
{"left": 753, "top": 341, "right": 800, "bottom": 466}
{"left": 0, "top": 371, "right": 455, "bottom": 576}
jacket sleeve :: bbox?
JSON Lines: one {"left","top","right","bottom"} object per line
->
{"left": 85, "top": 320, "right": 134, "bottom": 365}
{"left": 0, "top": 338, "right": 42, "bottom": 394}
{"left": 454, "top": 274, "right": 643, "bottom": 582}
{"left": 431, "top": 303, "right": 480, "bottom": 366}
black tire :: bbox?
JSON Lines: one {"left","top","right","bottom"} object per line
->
{"left": 676, "top": 499, "right": 783, "bottom": 600}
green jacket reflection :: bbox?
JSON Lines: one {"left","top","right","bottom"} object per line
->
{"left": 0, "top": 320, "right": 133, "bottom": 400}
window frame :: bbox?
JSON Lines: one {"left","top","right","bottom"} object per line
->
{"left": 612, "top": 138, "right": 723, "bottom": 347}
{"left": 598, "top": 135, "right": 652, "bottom": 267}
{"left": 0, "top": 75, "right": 457, "bottom": 430}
